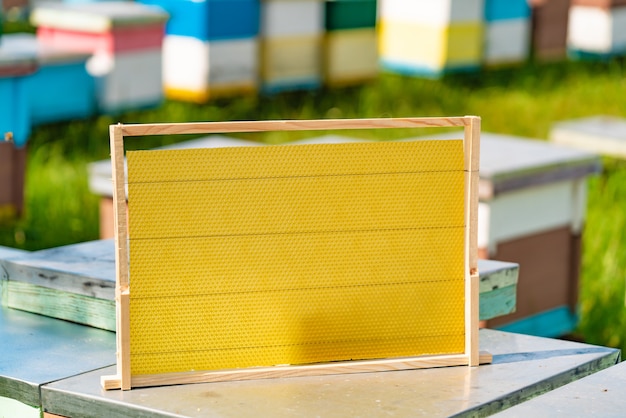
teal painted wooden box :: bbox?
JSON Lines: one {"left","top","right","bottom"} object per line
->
{"left": 325, "top": 0, "right": 377, "bottom": 31}
{"left": 0, "top": 46, "right": 35, "bottom": 147}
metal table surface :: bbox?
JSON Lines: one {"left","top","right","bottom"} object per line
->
{"left": 493, "top": 357, "right": 626, "bottom": 417}
{"left": 41, "top": 330, "right": 619, "bottom": 418}
{"left": 0, "top": 306, "right": 116, "bottom": 408}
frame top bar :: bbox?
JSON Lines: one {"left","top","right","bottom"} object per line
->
{"left": 116, "top": 117, "right": 475, "bottom": 137}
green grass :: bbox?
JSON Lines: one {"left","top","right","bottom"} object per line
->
{"left": 1, "top": 56, "right": 625, "bottom": 353}
{"left": 579, "top": 159, "right": 626, "bottom": 349}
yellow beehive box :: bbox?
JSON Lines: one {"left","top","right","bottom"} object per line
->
{"left": 379, "top": 20, "right": 483, "bottom": 76}
{"left": 101, "top": 116, "right": 485, "bottom": 390}
{"left": 261, "top": 35, "right": 323, "bottom": 93}
{"left": 324, "top": 27, "right": 379, "bottom": 87}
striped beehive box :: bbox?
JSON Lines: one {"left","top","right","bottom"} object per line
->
{"left": 139, "top": 0, "right": 260, "bottom": 103}
{"left": 323, "top": 0, "right": 378, "bottom": 86}
{"left": 0, "top": 41, "right": 32, "bottom": 218}
{"left": 475, "top": 134, "right": 601, "bottom": 337}
{"left": 260, "top": 0, "right": 324, "bottom": 93}
{"left": 568, "top": 0, "right": 626, "bottom": 59}
{"left": 528, "top": 0, "right": 571, "bottom": 59}
{"left": 378, "top": 0, "right": 484, "bottom": 77}
{"left": 483, "top": 0, "right": 531, "bottom": 65}
{"left": 0, "top": 44, "right": 35, "bottom": 149}
{"left": 31, "top": 2, "right": 167, "bottom": 113}
{"left": 1, "top": 33, "right": 95, "bottom": 125}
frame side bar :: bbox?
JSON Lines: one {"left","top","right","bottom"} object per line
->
{"left": 111, "top": 124, "right": 131, "bottom": 390}
{"left": 119, "top": 116, "right": 470, "bottom": 137}
{"left": 464, "top": 116, "right": 481, "bottom": 367}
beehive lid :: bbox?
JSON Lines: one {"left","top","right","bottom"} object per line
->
{"left": 30, "top": 1, "right": 168, "bottom": 33}
{"left": 0, "top": 33, "right": 91, "bottom": 65}
{"left": 0, "top": 38, "right": 37, "bottom": 76}
{"left": 550, "top": 115, "right": 626, "bottom": 159}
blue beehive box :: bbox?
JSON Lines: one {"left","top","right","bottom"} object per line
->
{"left": 483, "top": 0, "right": 531, "bottom": 65}
{"left": 484, "top": 0, "right": 531, "bottom": 21}
{"left": 139, "top": 0, "right": 260, "bottom": 40}
{"left": 0, "top": 45, "right": 36, "bottom": 148}
{"left": 3, "top": 34, "right": 96, "bottom": 126}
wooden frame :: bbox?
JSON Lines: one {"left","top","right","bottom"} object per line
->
{"left": 101, "top": 116, "right": 485, "bottom": 391}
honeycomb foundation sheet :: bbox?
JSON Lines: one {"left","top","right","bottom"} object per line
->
{"left": 126, "top": 140, "right": 466, "bottom": 376}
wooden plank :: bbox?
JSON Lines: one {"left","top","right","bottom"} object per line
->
{"left": 110, "top": 123, "right": 130, "bottom": 391}
{"left": 118, "top": 117, "right": 470, "bottom": 137}
{"left": 479, "top": 285, "right": 517, "bottom": 320}
{"left": 478, "top": 259, "right": 519, "bottom": 292}
{"left": 122, "top": 352, "right": 493, "bottom": 390}
{"left": 3, "top": 281, "right": 115, "bottom": 331}
{"left": 0, "top": 241, "right": 115, "bottom": 300}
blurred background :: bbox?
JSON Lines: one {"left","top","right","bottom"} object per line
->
{"left": 1, "top": 0, "right": 625, "bottom": 355}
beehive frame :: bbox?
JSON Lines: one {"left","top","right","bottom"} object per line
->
{"left": 102, "top": 116, "right": 486, "bottom": 391}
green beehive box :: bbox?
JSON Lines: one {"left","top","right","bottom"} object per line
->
{"left": 325, "top": 0, "right": 377, "bottom": 31}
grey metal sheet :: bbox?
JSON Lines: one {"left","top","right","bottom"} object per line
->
{"left": 41, "top": 330, "right": 619, "bottom": 418}
{"left": 0, "top": 306, "right": 115, "bottom": 407}
{"left": 494, "top": 358, "right": 626, "bottom": 417}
